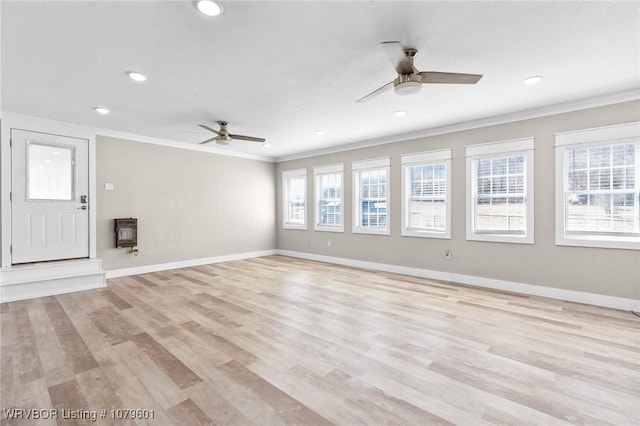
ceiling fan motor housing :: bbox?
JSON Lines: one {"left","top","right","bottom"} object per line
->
{"left": 394, "top": 74, "right": 422, "bottom": 95}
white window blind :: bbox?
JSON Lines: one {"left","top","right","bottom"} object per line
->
{"left": 314, "top": 164, "right": 344, "bottom": 232}
{"left": 282, "top": 168, "right": 307, "bottom": 229}
{"left": 353, "top": 158, "right": 390, "bottom": 235}
{"left": 474, "top": 154, "right": 526, "bottom": 233}
{"left": 564, "top": 143, "right": 638, "bottom": 235}
{"left": 555, "top": 122, "right": 640, "bottom": 249}
{"left": 466, "top": 138, "right": 534, "bottom": 244}
{"left": 401, "top": 149, "right": 451, "bottom": 238}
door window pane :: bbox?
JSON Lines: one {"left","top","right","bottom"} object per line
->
{"left": 28, "top": 143, "right": 74, "bottom": 201}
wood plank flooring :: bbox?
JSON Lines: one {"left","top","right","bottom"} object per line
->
{"left": 1, "top": 255, "right": 639, "bottom": 425}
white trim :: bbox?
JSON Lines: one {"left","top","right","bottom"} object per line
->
{"left": 276, "top": 250, "right": 640, "bottom": 311}
{"left": 555, "top": 126, "right": 640, "bottom": 250}
{"left": 1, "top": 114, "right": 99, "bottom": 267}
{"left": 0, "top": 258, "right": 105, "bottom": 302}
{"left": 352, "top": 160, "right": 391, "bottom": 235}
{"left": 313, "top": 163, "right": 344, "bottom": 174}
{"left": 351, "top": 157, "right": 390, "bottom": 171}
{"left": 465, "top": 137, "right": 534, "bottom": 157}
{"left": 275, "top": 90, "right": 639, "bottom": 163}
{"left": 314, "top": 165, "right": 344, "bottom": 233}
{"left": 1, "top": 112, "right": 273, "bottom": 163}
{"left": 401, "top": 149, "right": 452, "bottom": 165}
{"left": 281, "top": 168, "right": 307, "bottom": 178}
{"left": 105, "top": 249, "right": 277, "bottom": 278}
{"left": 401, "top": 149, "right": 452, "bottom": 239}
{"left": 466, "top": 139, "right": 535, "bottom": 244}
{"left": 555, "top": 121, "right": 640, "bottom": 147}
{"left": 282, "top": 168, "right": 308, "bottom": 230}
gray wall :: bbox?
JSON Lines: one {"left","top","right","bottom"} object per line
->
{"left": 97, "top": 136, "right": 276, "bottom": 270}
{"left": 276, "top": 101, "right": 640, "bottom": 300}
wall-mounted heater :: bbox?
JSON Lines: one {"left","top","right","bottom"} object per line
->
{"left": 114, "top": 218, "right": 138, "bottom": 255}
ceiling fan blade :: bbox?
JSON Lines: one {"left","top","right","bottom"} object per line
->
{"left": 198, "top": 124, "right": 221, "bottom": 135}
{"left": 419, "top": 72, "right": 483, "bottom": 84}
{"left": 230, "top": 134, "right": 266, "bottom": 143}
{"left": 356, "top": 81, "right": 394, "bottom": 103}
{"left": 380, "top": 41, "right": 405, "bottom": 68}
{"left": 198, "top": 137, "right": 217, "bottom": 145}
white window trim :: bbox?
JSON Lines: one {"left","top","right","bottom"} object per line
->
{"left": 401, "top": 149, "right": 452, "bottom": 239}
{"left": 466, "top": 138, "right": 535, "bottom": 244}
{"left": 352, "top": 157, "right": 391, "bottom": 235}
{"left": 314, "top": 163, "right": 344, "bottom": 233}
{"left": 555, "top": 122, "right": 640, "bottom": 250}
{"left": 282, "top": 168, "right": 307, "bottom": 230}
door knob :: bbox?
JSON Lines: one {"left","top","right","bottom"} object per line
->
{"left": 78, "top": 205, "right": 87, "bottom": 210}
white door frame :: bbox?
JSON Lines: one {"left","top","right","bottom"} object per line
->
{"left": 1, "top": 112, "right": 97, "bottom": 268}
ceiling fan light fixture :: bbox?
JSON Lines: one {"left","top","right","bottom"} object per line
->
{"left": 394, "top": 80, "right": 422, "bottom": 96}
{"left": 196, "top": 0, "right": 223, "bottom": 16}
{"left": 216, "top": 137, "right": 232, "bottom": 145}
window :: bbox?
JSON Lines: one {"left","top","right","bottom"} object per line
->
{"left": 282, "top": 168, "right": 307, "bottom": 230}
{"left": 28, "top": 142, "right": 74, "bottom": 201}
{"left": 353, "top": 158, "right": 390, "bottom": 235}
{"left": 314, "top": 164, "right": 344, "bottom": 232}
{"left": 466, "top": 138, "right": 534, "bottom": 244}
{"left": 555, "top": 122, "right": 639, "bottom": 250}
{"left": 401, "top": 149, "right": 451, "bottom": 239}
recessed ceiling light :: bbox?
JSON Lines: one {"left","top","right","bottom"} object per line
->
{"left": 126, "top": 71, "right": 148, "bottom": 82}
{"left": 394, "top": 110, "right": 407, "bottom": 117}
{"left": 93, "top": 106, "right": 110, "bottom": 115}
{"left": 523, "top": 75, "right": 543, "bottom": 85}
{"left": 315, "top": 130, "right": 326, "bottom": 136}
{"left": 196, "top": 0, "right": 223, "bottom": 16}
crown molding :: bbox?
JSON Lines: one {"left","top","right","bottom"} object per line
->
{"left": 0, "top": 111, "right": 275, "bottom": 163}
{"left": 274, "top": 89, "right": 640, "bottom": 163}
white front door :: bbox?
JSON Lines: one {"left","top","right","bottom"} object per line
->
{"left": 11, "top": 129, "right": 89, "bottom": 264}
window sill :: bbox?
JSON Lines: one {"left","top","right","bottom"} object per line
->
{"left": 556, "top": 235, "right": 639, "bottom": 250}
{"left": 352, "top": 227, "right": 390, "bottom": 236}
{"left": 283, "top": 224, "right": 307, "bottom": 231}
{"left": 402, "top": 229, "right": 451, "bottom": 239}
{"left": 466, "top": 233, "right": 533, "bottom": 244}
{"left": 314, "top": 226, "right": 344, "bottom": 233}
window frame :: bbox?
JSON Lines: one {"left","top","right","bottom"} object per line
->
{"left": 352, "top": 157, "right": 391, "bottom": 236}
{"left": 555, "top": 122, "right": 640, "bottom": 250}
{"left": 401, "top": 149, "right": 452, "bottom": 239}
{"left": 314, "top": 163, "right": 344, "bottom": 233}
{"left": 466, "top": 137, "right": 535, "bottom": 244}
{"left": 282, "top": 168, "right": 308, "bottom": 230}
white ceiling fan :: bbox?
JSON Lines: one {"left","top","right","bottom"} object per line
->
{"left": 356, "top": 41, "right": 483, "bottom": 103}
{"left": 198, "top": 121, "right": 266, "bottom": 145}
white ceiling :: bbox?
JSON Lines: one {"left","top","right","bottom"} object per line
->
{"left": 2, "top": 1, "right": 639, "bottom": 161}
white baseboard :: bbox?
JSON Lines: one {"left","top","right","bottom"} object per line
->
{"left": 0, "top": 258, "right": 106, "bottom": 303}
{"left": 277, "top": 250, "right": 640, "bottom": 312}
{"left": 105, "top": 249, "right": 278, "bottom": 279}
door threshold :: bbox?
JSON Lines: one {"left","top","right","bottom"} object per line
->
{"left": 0, "top": 258, "right": 105, "bottom": 302}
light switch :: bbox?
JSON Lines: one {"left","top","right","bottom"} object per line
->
{"left": 105, "top": 182, "right": 114, "bottom": 190}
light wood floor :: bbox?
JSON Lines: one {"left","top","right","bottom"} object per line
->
{"left": 1, "top": 255, "right": 639, "bottom": 425}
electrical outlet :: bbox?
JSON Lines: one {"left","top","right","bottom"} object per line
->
{"left": 327, "top": 240, "right": 332, "bottom": 247}
{"left": 445, "top": 249, "right": 452, "bottom": 260}
{"left": 104, "top": 182, "right": 114, "bottom": 190}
